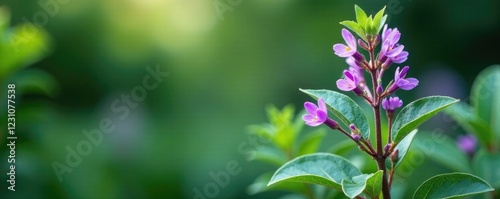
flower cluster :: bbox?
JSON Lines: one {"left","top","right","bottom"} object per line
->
{"left": 302, "top": 24, "right": 418, "bottom": 126}
{"left": 332, "top": 26, "right": 418, "bottom": 114}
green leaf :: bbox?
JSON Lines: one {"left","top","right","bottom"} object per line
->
{"left": 0, "top": 23, "right": 51, "bottom": 76}
{"left": 10, "top": 69, "right": 59, "bottom": 97}
{"left": 354, "top": 5, "right": 368, "bottom": 30}
{"left": 412, "top": 133, "right": 471, "bottom": 172}
{"left": 444, "top": 102, "right": 491, "bottom": 147}
{"left": 339, "top": 21, "right": 366, "bottom": 41}
{"left": 341, "top": 171, "right": 383, "bottom": 199}
{"left": 471, "top": 65, "right": 500, "bottom": 142}
{"left": 268, "top": 153, "right": 361, "bottom": 190}
{"left": 265, "top": 105, "right": 297, "bottom": 151}
{"left": 363, "top": 170, "right": 383, "bottom": 198}
{"left": 413, "top": 173, "right": 494, "bottom": 199}
{"left": 297, "top": 130, "right": 325, "bottom": 156}
{"left": 473, "top": 150, "right": 500, "bottom": 188}
{"left": 391, "top": 96, "right": 459, "bottom": 144}
{"left": 387, "top": 129, "right": 418, "bottom": 169}
{"left": 254, "top": 146, "right": 288, "bottom": 166}
{"left": 247, "top": 172, "right": 306, "bottom": 195}
{"left": 371, "top": 7, "right": 387, "bottom": 34}
{"left": 300, "top": 89, "right": 370, "bottom": 140}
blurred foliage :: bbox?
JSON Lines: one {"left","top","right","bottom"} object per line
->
{"left": 0, "top": 0, "right": 498, "bottom": 198}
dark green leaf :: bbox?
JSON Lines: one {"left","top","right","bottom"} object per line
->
{"left": 300, "top": 89, "right": 370, "bottom": 140}
{"left": 339, "top": 21, "right": 366, "bottom": 41}
{"left": 473, "top": 150, "right": 500, "bottom": 188}
{"left": 268, "top": 153, "right": 361, "bottom": 190}
{"left": 413, "top": 173, "right": 493, "bottom": 199}
{"left": 391, "top": 96, "right": 459, "bottom": 144}
{"left": 471, "top": 65, "right": 500, "bottom": 141}
{"left": 412, "top": 133, "right": 471, "bottom": 172}
{"left": 297, "top": 130, "right": 325, "bottom": 156}
{"left": 444, "top": 102, "right": 491, "bottom": 147}
{"left": 387, "top": 129, "right": 418, "bottom": 169}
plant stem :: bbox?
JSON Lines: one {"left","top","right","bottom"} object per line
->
{"left": 369, "top": 39, "right": 391, "bottom": 199}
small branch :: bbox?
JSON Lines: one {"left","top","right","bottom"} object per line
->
{"left": 338, "top": 128, "right": 376, "bottom": 157}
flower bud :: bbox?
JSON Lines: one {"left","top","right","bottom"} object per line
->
{"left": 390, "top": 149, "right": 399, "bottom": 163}
{"left": 358, "top": 39, "right": 369, "bottom": 51}
{"left": 377, "top": 85, "right": 384, "bottom": 95}
{"left": 352, "top": 134, "right": 361, "bottom": 141}
{"left": 384, "top": 143, "right": 391, "bottom": 153}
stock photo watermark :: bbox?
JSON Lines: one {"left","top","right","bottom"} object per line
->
{"left": 51, "top": 65, "right": 169, "bottom": 182}
{"left": 9, "top": 0, "right": 71, "bottom": 53}
{"left": 192, "top": 135, "right": 269, "bottom": 199}
{"left": 213, "top": 0, "right": 243, "bottom": 21}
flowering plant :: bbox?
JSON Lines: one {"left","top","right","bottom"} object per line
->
{"left": 266, "top": 5, "right": 495, "bottom": 199}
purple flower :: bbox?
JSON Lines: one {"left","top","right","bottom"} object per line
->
{"left": 382, "top": 96, "right": 403, "bottom": 112}
{"left": 388, "top": 66, "right": 419, "bottom": 92}
{"left": 333, "top": 29, "right": 357, "bottom": 57}
{"left": 391, "top": 51, "right": 409, "bottom": 64}
{"left": 457, "top": 135, "right": 476, "bottom": 154}
{"left": 346, "top": 57, "right": 364, "bottom": 82}
{"left": 336, "top": 70, "right": 362, "bottom": 95}
{"left": 380, "top": 25, "right": 407, "bottom": 65}
{"left": 302, "top": 98, "right": 328, "bottom": 126}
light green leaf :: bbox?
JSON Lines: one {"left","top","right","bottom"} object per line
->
{"left": 387, "top": 129, "right": 418, "bottom": 169}
{"left": 339, "top": 21, "right": 366, "bottom": 41}
{"left": 300, "top": 89, "right": 370, "bottom": 140}
{"left": 297, "top": 130, "right": 325, "bottom": 156}
{"left": 354, "top": 5, "right": 368, "bottom": 30}
{"left": 0, "top": 23, "right": 51, "bottom": 76}
{"left": 444, "top": 102, "right": 491, "bottom": 147}
{"left": 371, "top": 7, "right": 387, "bottom": 34}
{"left": 11, "top": 69, "right": 59, "bottom": 97}
{"left": 391, "top": 96, "right": 459, "bottom": 144}
{"left": 363, "top": 170, "right": 383, "bottom": 198}
{"left": 413, "top": 173, "right": 494, "bottom": 199}
{"left": 473, "top": 150, "right": 500, "bottom": 188}
{"left": 471, "top": 65, "right": 500, "bottom": 141}
{"left": 268, "top": 153, "right": 361, "bottom": 190}
{"left": 412, "top": 133, "right": 471, "bottom": 172}
{"left": 341, "top": 171, "right": 383, "bottom": 199}
{"left": 266, "top": 105, "right": 297, "bottom": 151}
{"left": 247, "top": 172, "right": 306, "bottom": 195}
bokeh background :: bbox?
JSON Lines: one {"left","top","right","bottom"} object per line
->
{"left": 0, "top": 0, "right": 499, "bottom": 198}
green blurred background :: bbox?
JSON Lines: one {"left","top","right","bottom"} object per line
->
{"left": 0, "top": 0, "right": 499, "bottom": 198}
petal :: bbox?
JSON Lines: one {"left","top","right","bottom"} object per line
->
{"left": 394, "top": 67, "right": 401, "bottom": 81}
{"left": 382, "top": 24, "right": 389, "bottom": 41}
{"left": 333, "top": 44, "right": 355, "bottom": 57}
{"left": 315, "top": 109, "right": 327, "bottom": 123}
{"left": 397, "top": 78, "right": 418, "bottom": 90}
{"left": 382, "top": 98, "right": 389, "bottom": 110}
{"left": 346, "top": 57, "right": 357, "bottom": 67}
{"left": 399, "top": 66, "right": 410, "bottom": 78}
{"left": 317, "top": 98, "right": 327, "bottom": 113}
{"left": 385, "top": 45, "right": 405, "bottom": 58}
{"left": 336, "top": 79, "right": 355, "bottom": 91}
{"left": 391, "top": 51, "right": 409, "bottom": 64}
{"left": 387, "top": 28, "right": 401, "bottom": 45}
{"left": 304, "top": 102, "right": 318, "bottom": 115}
{"left": 302, "top": 114, "right": 316, "bottom": 122}
{"left": 343, "top": 70, "right": 354, "bottom": 81}
{"left": 305, "top": 120, "right": 323, "bottom": 127}
{"left": 341, "top": 29, "right": 357, "bottom": 51}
